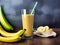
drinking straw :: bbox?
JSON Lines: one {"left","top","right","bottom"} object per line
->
{"left": 24, "top": 9, "right": 26, "bottom": 15}
{"left": 31, "top": 2, "right": 38, "bottom": 14}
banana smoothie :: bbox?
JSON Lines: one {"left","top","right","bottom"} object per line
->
{"left": 22, "top": 14, "right": 34, "bottom": 37}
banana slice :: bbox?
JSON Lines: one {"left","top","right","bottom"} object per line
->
{"left": 44, "top": 26, "right": 49, "bottom": 31}
{"left": 34, "top": 26, "right": 57, "bottom": 37}
{"left": 44, "top": 28, "right": 53, "bottom": 35}
{"left": 37, "top": 26, "right": 45, "bottom": 33}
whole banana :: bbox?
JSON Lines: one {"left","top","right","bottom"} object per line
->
{"left": 0, "top": 36, "right": 22, "bottom": 42}
{"left": 0, "top": 6, "right": 13, "bottom": 30}
{"left": 0, "top": 26, "right": 26, "bottom": 37}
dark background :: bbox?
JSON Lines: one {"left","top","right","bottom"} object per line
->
{"left": 0, "top": 0, "right": 60, "bottom": 29}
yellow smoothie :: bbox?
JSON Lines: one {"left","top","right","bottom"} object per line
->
{"left": 22, "top": 14, "right": 34, "bottom": 37}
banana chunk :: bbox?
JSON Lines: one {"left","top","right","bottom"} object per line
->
{"left": 34, "top": 26, "right": 57, "bottom": 37}
{"left": 36, "top": 26, "right": 53, "bottom": 34}
{"left": 37, "top": 26, "right": 45, "bottom": 33}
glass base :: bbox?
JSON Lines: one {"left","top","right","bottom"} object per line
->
{"left": 23, "top": 36, "right": 33, "bottom": 40}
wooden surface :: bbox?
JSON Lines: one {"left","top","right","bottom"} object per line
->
{"left": 0, "top": 28, "right": 60, "bottom": 45}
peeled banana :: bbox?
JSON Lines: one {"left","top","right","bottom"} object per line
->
{"left": 0, "top": 6, "right": 13, "bottom": 30}
{"left": 0, "top": 26, "right": 26, "bottom": 37}
{"left": 0, "top": 36, "right": 22, "bottom": 42}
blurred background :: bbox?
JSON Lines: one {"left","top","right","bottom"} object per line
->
{"left": 0, "top": 0, "right": 60, "bottom": 28}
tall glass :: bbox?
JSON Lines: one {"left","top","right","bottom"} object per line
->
{"left": 21, "top": 9, "right": 34, "bottom": 39}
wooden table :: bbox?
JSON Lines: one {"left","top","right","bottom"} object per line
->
{"left": 0, "top": 28, "right": 60, "bottom": 45}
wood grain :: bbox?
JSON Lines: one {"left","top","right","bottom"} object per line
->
{"left": 0, "top": 28, "right": 60, "bottom": 45}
